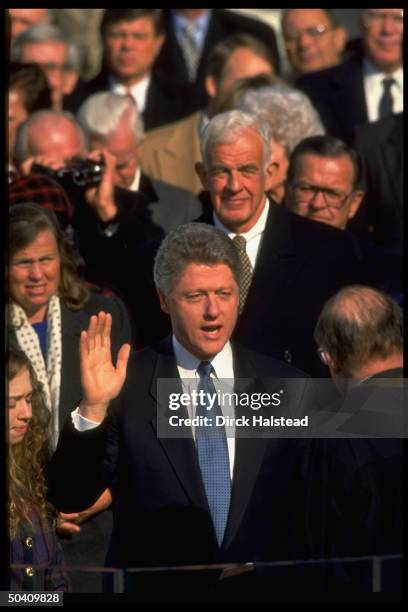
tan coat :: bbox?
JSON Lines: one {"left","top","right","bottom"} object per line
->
{"left": 141, "top": 111, "right": 203, "bottom": 195}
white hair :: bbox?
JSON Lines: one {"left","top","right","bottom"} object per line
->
{"left": 77, "top": 92, "right": 145, "bottom": 144}
{"left": 237, "top": 85, "right": 325, "bottom": 155}
{"left": 200, "top": 110, "right": 272, "bottom": 170}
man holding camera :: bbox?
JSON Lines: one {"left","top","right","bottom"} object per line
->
{"left": 12, "top": 108, "right": 199, "bottom": 345}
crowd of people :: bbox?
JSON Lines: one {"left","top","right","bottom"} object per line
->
{"left": 6, "top": 8, "right": 403, "bottom": 600}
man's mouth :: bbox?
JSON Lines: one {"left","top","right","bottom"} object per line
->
{"left": 201, "top": 325, "right": 222, "bottom": 338}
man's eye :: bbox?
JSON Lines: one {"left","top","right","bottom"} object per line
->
{"left": 25, "top": 394, "right": 33, "bottom": 404}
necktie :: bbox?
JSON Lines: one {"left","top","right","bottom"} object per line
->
{"left": 232, "top": 235, "right": 253, "bottom": 314}
{"left": 195, "top": 361, "right": 231, "bottom": 546}
{"left": 378, "top": 77, "right": 395, "bottom": 119}
{"left": 180, "top": 21, "right": 200, "bottom": 81}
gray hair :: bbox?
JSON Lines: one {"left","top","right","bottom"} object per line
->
{"left": 77, "top": 92, "right": 145, "bottom": 144}
{"left": 154, "top": 223, "right": 242, "bottom": 295}
{"left": 11, "top": 24, "right": 80, "bottom": 72}
{"left": 14, "top": 109, "right": 87, "bottom": 162}
{"left": 200, "top": 110, "right": 272, "bottom": 170}
{"left": 314, "top": 285, "right": 403, "bottom": 372}
{"left": 237, "top": 85, "right": 325, "bottom": 156}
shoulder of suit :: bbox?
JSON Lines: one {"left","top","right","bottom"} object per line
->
{"left": 143, "top": 111, "right": 200, "bottom": 144}
{"left": 234, "top": 343, "right": 309, "bottom": 378}
{"left": 150, "top": 177, "right": 199, "bottom": 201}
{"left": 296, "top": 55, "right": 361, "bottom": 88}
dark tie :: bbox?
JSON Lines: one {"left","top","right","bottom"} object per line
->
{"left": 180, "top": 21, "right": 200, "bottom": 81}
{"left": 232, "top": 235, "right": 253, "bottom": 314}
{"left": 378, "top": 77, "right": 395, "bottom": 119}
{"left": 195, "top": 361, "right": 231, "bottom": 546}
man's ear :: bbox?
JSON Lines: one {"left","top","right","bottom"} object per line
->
{"left": 333, "top": 26, "right": 347, "bottom": 56}
{"left": 156, "top": 288, "right": 169, "bottom": 314}
{"left": 347, "top": 190, "right": 364, "bottom": 220}
{"left": 195, "top": 161, "right": 208, "bottom": 190}
{"left": 264, "top": 160, "right": 279, "bottom": 192}
{"left": 205, "top": 75, "right": 217, "bottom": 99}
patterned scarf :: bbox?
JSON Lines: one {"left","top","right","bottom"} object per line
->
{"left": 9, "top": 295, "right": 62, "bottom": 451}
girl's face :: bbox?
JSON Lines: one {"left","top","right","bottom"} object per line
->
{"left": 8, "top": 367, "right": 33, "bottom": 445}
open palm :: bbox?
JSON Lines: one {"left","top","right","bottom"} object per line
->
{"left": 80, "top": 311, "right": 130, "bottom": 408}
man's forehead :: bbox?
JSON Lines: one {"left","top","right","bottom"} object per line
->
{"left": 208, "top": 129, "right": 264, "bottom": 158}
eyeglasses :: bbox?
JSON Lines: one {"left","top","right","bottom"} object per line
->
{"left": 363, "top": 10, "right": 403, "bottom": 27}
{"left": 290, "top": 183, "right": 354, "bottom": 209}
{"left": 285, "top": 24, "right": 332, "bottom": 43}
{"left": 317, "top": 348, "right": 330, "bottom": 366}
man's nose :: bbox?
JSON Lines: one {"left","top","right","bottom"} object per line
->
{"left": 204, "top": 295, "right": 220, "bottom": 319}
{"left": 297, "top": 31, "right": 314, "bottom": 48}
{"left": 310, "top": 189, "right": 327, "bottom": 210}
{"left": 226, "top": 170, "right": 241, "bottom": 192}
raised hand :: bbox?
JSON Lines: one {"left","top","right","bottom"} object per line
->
{"left": 84, "top": 148, "right": 118, "bottom": 223}
{"left": 79, "top": 311, "right": 131, "bottom": 421}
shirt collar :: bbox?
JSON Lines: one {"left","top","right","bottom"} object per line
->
{"left": 363, "top": 57, "right": 403, "bottom": 87}
{"left": 213, "top": 198, "right": 270, "bottom": 241}
{"left": 108, "top": 74, "right": 151, "bottom": 111}
{"left": 172, "top": 334, "right": 233, "bottom": 379}
{"left": 128, "top": 166, "right": 141, "bottom": 192}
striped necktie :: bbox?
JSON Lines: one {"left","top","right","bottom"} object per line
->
{"left": 180, "top": 21, "right": 200, "bottom": 81}
{"left": 232, "top": 234, "right": 253, "bottom": 314}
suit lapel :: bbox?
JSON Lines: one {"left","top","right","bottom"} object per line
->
{"left": 222, "top": 347, "right": 271, "bottom": 550}
{"left": 381, "top": 119, "right": 403, "bottom": 218}
{"left": 331, "top": 59, "right": 367, "bottom": 139}
{"left": 148, "top": 338, "right": 210, "bottom": 511}
{"left": 59, "top": 303, "right": 87, "bottom": 426}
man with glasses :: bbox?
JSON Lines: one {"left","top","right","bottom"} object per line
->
{"left": 282, "top": 9, "right": 346, "bottom": 77}
{"left": 285, "top": 135, "right": 364, "bottom": 230}
{"left": 296, "top": 8, "right": 403, "bottom": 144}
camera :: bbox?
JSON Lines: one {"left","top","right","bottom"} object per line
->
{"left": 32, "top": 159, "right": 105, "bottom": 190}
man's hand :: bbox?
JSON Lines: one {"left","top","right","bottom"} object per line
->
{"left": 84, "top": 148, "right": 118, "bottom": 223}
{"left": 79, "top": 311, "right": 131, "bottom": 422}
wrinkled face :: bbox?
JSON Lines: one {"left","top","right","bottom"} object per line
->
{"left": 28, "top": 118, "right": 84, "bottom": 165}
{"left": 104, "top": 18, "right": 164, "bottom": 84}
{"left": 361, "top": 9, "right": 403, "bottom": 73}
{"left": 9, "top": 8, "right": 49, "bottom": 42}
{"left": 286, "top": 153, "right": 363, "bottom": 230}
{"left": 197, "top": 127, "right": 274, "bottom": 233}
{"left": 158, "top": 263, "right": 239, "bottom": 360}
{"left": 9, "top": 230, "right": 61, "bottom": 323}
{"left": 214, "top": 47, "right": 274, "bottom": 103}
{"left": 90, "top": 116, "right": 140, "bottom": 189}
{"left": 8, "top": 368, "right": 33, "bottom": 446}
{"left": 20, "top": 40, "right": 69, "bottom": 110}
{"left": 283, "top": 9, "right": 345, "bottom": 74}
{"left": 8, "top": 88, "right": 28, "bottom": 161}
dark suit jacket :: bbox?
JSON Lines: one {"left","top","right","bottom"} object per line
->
{"left": 296, "top": 53, "right": 368, "bottom": 144}
{"left": 197, "top": 199, "right": 398, "bottom": 376}
{"left": 49, "top": 339, "right": 319, "bottom": 571}
{"left": 66, "top": 69, "right": 196, "bottom": 131}
{"left": 73, "top": 174, "right": 202, "bottom": 347}
{"left": 154, "top": 9, "right": 280, "bottom": 111}
{"left": 351, "top": 113, "right": 403, "bottom": 254}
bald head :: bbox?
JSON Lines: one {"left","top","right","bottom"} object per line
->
{"left": 14, "top": 110, "right": 86, "bottom": 164}
{"left": 315, "top": 285, "right": 403, "bottom": 378}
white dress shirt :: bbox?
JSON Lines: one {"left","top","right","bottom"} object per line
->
{"left": 363, "top": 59, "right": 403, "bottom": 122}
{"left": 109, "top": 75, "right": 150, "bottom": 114}
{"left": 214, "top": 198, "right": 270, "bottom": 268}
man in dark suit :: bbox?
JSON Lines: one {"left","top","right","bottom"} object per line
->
{"left": 352, "top": 113, "right": 402, "bottom": 255}
{"left": 67, "top": 9, "right": 195, "bottom": 130}
{"left": 49, "top": 223, "right": 319, "bottom": 599}
{"left": 312, "top": 286, "right": 403, "bottom": 563}
{"left": 296, "top": 8, "right": 403, "bottom": 143}
{"left": 194, "top": 110, "right": 395, "bottom": 376}
{"left": 154, "top": 9, "right": 280, "bottom": 111}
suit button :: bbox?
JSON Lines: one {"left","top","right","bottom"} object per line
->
{"left": 25, "top": 567, "right": 35, "bottom": 577}
{"left": 284, "top": 350, "right": 292, "bottom": 363}
{"left": 25, "top": 537, "right": 33, "bottom": 548}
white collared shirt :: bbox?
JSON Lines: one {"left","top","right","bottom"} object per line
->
{"left": 128, "top": 166, "right": 141, "bottom": 192}
{"left": 173, "top": 335, "right": 236, "bottom": 477}
{"left": 213, "top": 198, "right": 270, "bottom": 269}
{"left": 363, "top": 58, "right": 403, "bottom": 122}
{"left": 109, "top": 74, "right": 151, "bottom": 114}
